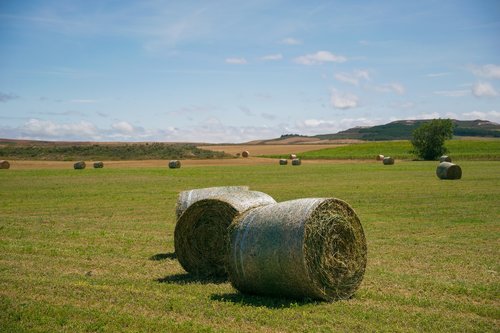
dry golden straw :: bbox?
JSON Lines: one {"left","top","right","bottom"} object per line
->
{"left": 436, "top": 162, "right": 462, "bottom": 180}
{"left": 0, "top": 160, "right": 10, "bottom": 169}
{"left": 376, "top": 154, "right": 384, "bottom": 161}
{"left": 93, "top": 161, "right": 104, "bottom": 168}
{"left": 241, "top": 151, "right": 250, "bottom": 158}
{"left": 227, "top": 198, "right": 367, "bottom": 301}
{"left": 169, "top": 160, "right": 181, "bottom": 169}
{"left": 73, "top": 161, "right": 86, "bottom": 169}
{"left": 439, "top": 155, "right": 452, "bottom": 163}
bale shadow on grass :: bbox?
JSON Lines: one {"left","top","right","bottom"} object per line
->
{"left": 210, "top": 292, "right": 318, "bottom": 309}
{"left": 156, "top": 273, "right": 227, "bottom": 285}
{"left": 149, "top": 252, "right": 177, "bottom": 261}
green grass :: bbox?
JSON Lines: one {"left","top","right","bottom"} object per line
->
{"left": 1, "top": 161, "right": 499, "bottom": 332}
{"left": 264, "top": 139, "right": 500, "bottom": 160}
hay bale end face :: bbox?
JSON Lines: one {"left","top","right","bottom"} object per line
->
{"left": 0, "top": 160, "right": 10, "bottom": 169}
{"left": 439, "top": 155, "right": 452, "bottom": 163}
{"left": 227, "top": 198, "right": 367, "bottom": 301}
{"left": 292, "top": 158, "right": 301, "bottom": 166}
{"left": 382, "top": 157, "right": 394, "bottom": 165}
{"left": 241, "top": 151, "right": 250, "bottom": 158}
{"left": 174, "top": 190, "right": 276, "bottom": 277}
{"left": 279, "top": 159, "right": 288, "bottom": 165}
{"left": 73, "top": 161, "right": 86, "bottom": 169}
{"left": 289, "top": 154, "right": 297, "bottom": 159}
{"left": 376, "top": 154, "right": 384, "bottom": 161}
{"left": 93, "top": 161, "right": 104, "bottom": 168}
{"left": 169, "top": 160, "right": 181, "bottom": 169}
{"left": 436, "top": 162, "right": 462, "bottom": 180}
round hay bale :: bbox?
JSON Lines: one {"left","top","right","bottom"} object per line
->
{"left": 73, "top": 161, "right": 86, "bottom": 169}
{"left": 169, "top": 160, "right": 181, "bottom": 169}
{"left": 174, "top": 190, "right": 276, "bottom": 277}
{"left": 289, "top": 154, "right": 297, "bottom": 159}
{"left": 93, "top": 161, "right": 104, "bottom": 168}
{"left": 0, "top": 160, "right": 10, "bottom": 169}
{"left": 175, "top": 186, "right": 250, "bottom": 220}
{"left": 436, "top": 162, "right": 462, "bottom": 180}
{"left": 279, "top": 159, "right": 288, "bottom": 165}
{"left": 241, "top": 151, "right": 250, "bottom": 158}
{"left": 382, "top": 157, "right": 394, "bottom": 165}
{"left": 439, "top": 155, "right": 452, "bottom": 163}
{"left": 291, "top": 158, "right": 301, "bottom": 166}
{"left": 227, "top": 198, "right": 367, "bottom": 301}
{"left": 376, "top": 154, "right": 384, "bottom": 161}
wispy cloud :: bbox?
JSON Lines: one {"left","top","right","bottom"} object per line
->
{"left": 334, "top": 70, "right": 370, "bottom": 85}
{"left": 472, "top": 82, "right": 498, "bottom": 97}
{"left": 296, "top": 117, "right": 378, "bottom": 135}
{"left": 261, "top": 113, "right": 276, "bottom": 120}
{"left": 69, "top": 99, "right": 98, "bottom": 104}
{"left": 433, "top": 90, "right": 469, "bottom": 97}
{"left": 426, "top": 72, "right": 451, "bottom": 78}
{"left": 225, "top": 57, "right": 247, "bottom": 65}
{"left": 0, "top": 92, "right": 19, "bottom": 102}
{"left": 371, "top": 83, "right": 405, "bottom": 95}
{"left": 260, "top": 54, "right": 283, "bottom": 61}
{"left": 470, "top": 64, "right": 500, "bottom": 79}
{"left": 462, "top": 110, "right": 500, "bottom": 122}
{"left": 280, "top": 37, "right": 301, "bottom": 45}
{"left": 294, "top": 51, "right": 346, "bottom": 65}
{"left": 330, "top": 89, "right": 359, "bottom": 109}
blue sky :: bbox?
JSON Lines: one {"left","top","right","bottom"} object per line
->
{"left": 1, "top": 0, "right": 499, "bottom": 142}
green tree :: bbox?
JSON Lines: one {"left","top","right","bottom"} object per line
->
{"left": 411, "top": 119, "right": 454, "bottom": 160}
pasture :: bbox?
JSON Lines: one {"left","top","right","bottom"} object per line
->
{"left": 1, "top": 160, "right": 499, "bottom": 332}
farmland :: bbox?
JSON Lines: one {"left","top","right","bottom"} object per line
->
{"left": 1, "top": 158, "right": 499, "bottom": 332}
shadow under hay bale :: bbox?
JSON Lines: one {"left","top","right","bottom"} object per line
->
{"left": 242, "top": 151, "right": 250, "bottom": 158}
{"left": 169, "top": 160, "right": 181, "bottom": 169}
{"left": 174, "top": 190, "right": 276, "bottom": 278}
{"left": 0, "top": 160, "right": 10, "bottom": 169}
{"left": 376, "top": 154, "right": 384, "bottom": 161}
{"left": 383, "top": 157, "right": 394, "bottom": 165}
{"left": 436, "top": 162, "right": 462, "bottom": 180}
{"left": 292, "top": 158, "right": 301, "bottom": 166}
{"left": 73, "top": 161, "right": 86, "bottom": 169}
{"left": 93, "top": 161, "right": 104, "bottom": 168}
{"left": 227, "top": 198, "right": 367, "bottom": 301}
{"left": 175, "top": 186, "right": 250, "bottom": 220}
{"left": 157, "top": 273, "right": 227, "bottom": 285}
{"left": 279, "top": 159, "right": 288, "bottom": 165}
{"left": 439, "top": 155, "right": 452, "bottom": 163}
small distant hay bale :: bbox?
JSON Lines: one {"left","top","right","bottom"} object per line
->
{"left": 279, "top": 159, "right": 288, "bottom": 165}
{"left": 73, "top": 161, "right": 86, "bottom": 169}
{"left": 289, "top": 154, "right": 297, "bottom": 159}
{"left": 439, "top": 155, "right": 452, "bottom": 163}
{"left": 436, "top": 162, "right": 462, "bottom": 180}
{"left": 376, "top": 154, "right": 384, "bottom": 161}
{"left": 169, "top": 160, "right": 181, "bottom": 169}
{"left": 0, "top": 160, "right": 10, "bottom": 169}
{"left": 175, "top": 186, "right": 250, "bottom": 220}
{"left": 292, "top": 158, "right": 301, "bottom": 166}
{"left": 227, "top": 198, "right": 367, "bottom": 301}
{"left": 383, "top": 157, "right": 394, "bottom": 165}
{"left": 174, "top": 190, "right": 276, "bottom": 277}
{"left": 93, "top": 161, "right": 104, "bottom": 168}
{"left": 242, "top": 151, "right": 250, "bottom": 158}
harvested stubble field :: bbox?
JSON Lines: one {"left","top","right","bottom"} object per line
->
{"left": 1, "top": 160, "right": 499, "bottom": 332}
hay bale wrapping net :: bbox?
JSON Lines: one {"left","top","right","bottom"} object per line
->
{"left": 73, "top": 161, "right": 86, "bottom": 169}
{"left": 0, "top": 160, "right": 10, "bottom": 169}
{"left": 169, "top": 160, "right": 181, "bottom": 169}
{"left": 436, "top": 162, "right": 462, "bottom": 180}
{"left": 93, "top": 161, "right": 104, "bottom": 168}
{"left": 227, "top": 198, "right": 367, "bottom": 301}
{"left": 174, "top": 190, "right": 276, "bottom": 277}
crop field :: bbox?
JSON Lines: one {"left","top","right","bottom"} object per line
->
{"left": 1, "top": 160, "right": 499, "bottom": 332}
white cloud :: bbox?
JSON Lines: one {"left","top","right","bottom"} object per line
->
{"left": 260, "top": 53, "right": 283, "bottom": 61}
{"left": 472, "top": 82, "right": 498, "bottom": 97}
{"left": 69, "top": 99, "right": 98, "bottom": 104}
{"left": 330, "top": 89, "right": 359, "bottom": 109}
{"left": 426, "top": 72, "right": 451, "bottom": 78}
{"left": 462, "top": 110, "right": 500, "bottom": 122}
{"left": 296, "top": 117, "right": 378, "bottom": 135}
{"left": 20, "top": 119, "right": 99, "bottom": 139}
{"left": 111, "top": 121, "right": 135, "bottom": 134}
{"left": 334, "top": 70, "right": 370, "bottom": 85}
{"left": 433, "top": 90, "right": 469, "bottom": 97}
{"left": 470, "top": 64, "right": 500, "bottom": 79}
{"left": 371, "top": 83, "right": 405, "bottom": 95}
{"left": 294, "top": 51, "right": 346, "bottom": 65}
{"left": 225, "top": 57, "right": 247, "bottom": 64}
{"left": 281, "top": 37, "right": 301, "bottom": 45}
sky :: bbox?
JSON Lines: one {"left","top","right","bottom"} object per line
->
{"left": 1, "top": 0, "right": 499, "bottom": 143}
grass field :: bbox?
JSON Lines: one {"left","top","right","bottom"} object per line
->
{"left": 1, "top": 161, "right": 499, "bottom": 332}
{"left": 264, "top": 139, "right": 500, "bottom": 160}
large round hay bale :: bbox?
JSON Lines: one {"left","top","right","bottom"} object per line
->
{"left": 174, "top": 190, "right": 276, "bottom": 277}
{"left": 436, "top": 162, "right": 462, "bottom": 180}
{"left": 175, "top": 186, "right": 250, "bottom": 220}
{"left": 291, "top": 158, "right": 301, "bottom": 166}
{"left": 439, "top": 155, "right": 452, "bottom": 163}
{"left": 382, "top": 157, "right": 394, "bottom": 165}
{"left": 169, "top": 160, "right": 181, "bottom": 169}
{"left": 73, "top": 161, "right": 86, "bottom": 169}
{"left": 241, "top": 151, "right": 250, "bottom": 158}
{"left": 376, "top": 154, "right": 384, "bottom": 161}
{"left": 279, "top": 159, "right": 288, "bottom": 165}
{"left": 227, "top": 198, "right": 367, "bottom": 301}
{"left": 0, "top": 160, "right": 10, "bottom": 169}
{"left": 289, "top": 154, "right": 297, "bottom": 159}
{"left": 93, "top": 161, "right": 104, "bottom": 168}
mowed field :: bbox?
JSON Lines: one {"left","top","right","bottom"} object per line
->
{"left": 1, "top": 158, "right": 499, "bottom": 332}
